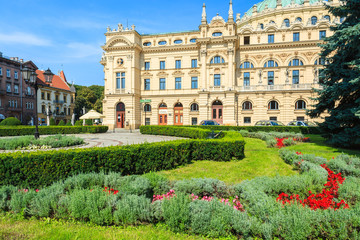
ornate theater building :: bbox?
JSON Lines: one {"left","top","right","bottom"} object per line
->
{"left": 101, "top": 0, "right": 341, "bottom": 129}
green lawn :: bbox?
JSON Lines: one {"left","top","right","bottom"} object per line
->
{"left": 287, "top": 134, "right": 360, "bottom": 159}
{"left": 158, "top": 137, "right": 297, "bottom": 184}
{"left": 0, "top": 214, "right": 212, "bottom": 240}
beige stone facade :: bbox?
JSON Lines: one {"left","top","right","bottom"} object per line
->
{"left": 101, "top": 0, "right": 340, "bottom": 130}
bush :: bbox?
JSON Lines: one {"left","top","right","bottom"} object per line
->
{"left": 0, "top": 127, "right": 244, "bottom": 187}
{"left": 49, "top": 118, "right": 56, "bottom": 126}
{"left": 0, "top": 125, "right": 108, "bottom": 137}
{"left": 75, "top": 120, "right": 83, "bottom": 126}
{"left": 58, "top": 120, "right": 65, "bottom": 126}
{"left": 0, "top": 117, "right": 22, "bottom": 126}
{"left": 85, "top": 119, "right": 93, "bottom": 126}
{"left": 66, "top": 121, "right": 72, "bottom": 126}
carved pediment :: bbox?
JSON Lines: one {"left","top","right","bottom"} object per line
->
{"left": 276, "top": 53, "right": 292, "bottom": 62}
{"left": 172, "top": 71, "right": 184, "bottom": 76}
{"left": 188, "top": 70, "right": 200, "bottom": 76}
{"left": 141, "top": 71, "right": 153, "bottom": 77}
{"left": 303, "top": 52, "right": 317, "bottom": 62}
{"left": 157, "top": 71, "right": 168, "bottom": 77}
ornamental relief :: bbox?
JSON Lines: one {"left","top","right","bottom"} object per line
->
{"left": 172, "top": 71, "right": 184, "bottom": 76}
{"left": 276, "top": 53, "right": 292, "bottom": 62}
{"left": 141, "top": 71, "right": 153, "bottom": 77}
{"left": 188, "top": 70, "right": 200, "bottom": 76}
{"left": 254, "top": 55, "right": 265, "bottom": 65}
{"left": 157, "top": 71, "right": 168, "bottom": 77}
{"left": 303, "top": 52, "right": 318, "bottom": 62}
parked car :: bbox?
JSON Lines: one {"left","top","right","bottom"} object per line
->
{"left": 199, "top": 120, "right": 220, "bottom": 126}
{"left": 255, "top": 120, "right": 285, "bottom": 126}
{"left": 287, "top": 121, "right": 317, "bottom": 127}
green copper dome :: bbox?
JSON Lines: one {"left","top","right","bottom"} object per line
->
{"left": 244, "top": 0, "right": 321, "bottom": 17}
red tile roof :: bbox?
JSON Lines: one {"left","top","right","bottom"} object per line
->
{"left": 36, "top": 70, "right": 70, "bottom": 91}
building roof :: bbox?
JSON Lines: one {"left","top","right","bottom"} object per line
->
{"left": 36, "top": 70, "right": 70, "bottom": 91}
{"left": 244, "top": 0, "right": 321, "bottom": 18}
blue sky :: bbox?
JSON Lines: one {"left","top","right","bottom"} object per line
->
{"left": 0, "top": 0, "right": 255, "bottom": 86}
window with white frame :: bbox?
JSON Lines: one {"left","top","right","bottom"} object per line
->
{"left": 14, "top": 71, "right": 18, "bottom": 79}
{"left": 6, "top": 69, "right": 10, "bottom": 78}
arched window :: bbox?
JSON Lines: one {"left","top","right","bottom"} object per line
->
{"left": 190, "top": 103, "right": 199, "bottom": 112}
{"left": 210, "top": 56, "right": 225, "bottom": 64}
{"left": 324, "top": 15, "right": 330, "bottom": 22}
{"left": 116, "top": 102, "right": 125, "bottom": 111}
{"left": 295, "top": 100, "right": 306, "bottom": 109}
{"left": 283, "top": 19, "right": 290, "bottom": 27}
{"left": 259, "top": 23, "right": 264, "bottom": 29}
{"left": 269, "top": 20, "right": 275, "bottom": 24}
{"left": 314, "top": 57, "right": 327, "bottom": 65}
{"left": 311, "top": 16, "right": 318, "bottom": 25}
{"left": 288, "top": 59, "right": 304, "bottom": 66}
{"left": 190, "top": 38, "right": 197, "bottom": 43}
{"left": 264, "top": 60, "right": 278, "bottom": 68}
{"left": 174, "top": 102, "right": 183, "bottom": 108}
{"left": 240, "top": 61, "right": 254, "bottom": 69}
{"left": 143, "top": 42, "right": 151, "bottom": 46}
{"left": 144, "top": 104, "right": 151, "bottom": 112}
{"left": 158, "top": 41, "right": 167, "bottom": 45}
{"left": 268, "top": 101, "right": 279, "bottom": 110}
{"left": 159, "top": 103, "right": 167, "bottom": 108}
{"left": 174, "top": 40, "right": 183, "bottom": 44}
{"left": 296, "top": 17, "right": 302, "bottom": 22}
{"left": 212, "top": 32, "right": 222, "bottom": 37}
{"left": 242, "top": 101, "right": 252, "bottom": 110}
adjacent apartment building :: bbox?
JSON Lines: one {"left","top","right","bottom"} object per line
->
{"left": 36, "top": 70, "right": 76, "bottom": 125}
{"left": 0, "top": 52, "right": 37, "bottom": 124}
{"left": 101, "top": 0, "right": 341, "bottom": 129}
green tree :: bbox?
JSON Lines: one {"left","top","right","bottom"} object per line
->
{"left": 308, "top": 0, "right": 360, "bottom": 148}
{"left": 49, "top": 118, "right": 56, "bottom": 126}
{"left": 74, "top": 85, "right": 104, "bottom": 119}
{"left": 58, "top": 120, "right": 65, "bottom": 126}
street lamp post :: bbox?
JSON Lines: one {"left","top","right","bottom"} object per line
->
{"left": 22, "top": 67, "right": 54, "bottom": 139}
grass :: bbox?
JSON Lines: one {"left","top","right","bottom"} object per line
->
{"left": 158, "top": 137, "right": 297, "bottom": 184}
{"left": 0, "top": 214, "right": 215, "bottom": 240}
{"left": 287, "top": 134, "right": 360, "bottom": 159}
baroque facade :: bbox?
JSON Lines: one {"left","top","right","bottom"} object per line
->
{"left": 101, "top": 0, "right": 341, "bottom": 129}
{"left": 36, "top": 70, "right": 76, "bottom": 125}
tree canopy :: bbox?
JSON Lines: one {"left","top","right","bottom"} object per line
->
{"left": 74, "top": 85, "right": 104, "bottom": 120}
{"left": 308, "top": 0, "right": 360, "bottom": 148}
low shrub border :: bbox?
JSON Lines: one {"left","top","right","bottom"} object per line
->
{"left": 178, "top": 125, "right": 321, "bottom": 134}
{"left": 0, "top": 127, "right": 245, "bottom": 187}
{"left": 0, "top": 125, "right": 108, "bottom": 136}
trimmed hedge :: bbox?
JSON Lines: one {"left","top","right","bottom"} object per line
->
{"left": 181, "top": 125, "right": 321, "bottom": 134}
{"left": 0, "top": 117, "right": 21, "bottom": 126}
{"left": 0, "top": 125, "right": 108, "bottom": 136}
{"left": 0, "top": 127, "right": 245, "bottom": 187}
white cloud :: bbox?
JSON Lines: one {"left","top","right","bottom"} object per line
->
{"left": 66, "top": 42, "right": 102, "bottom": 59}
{"left": 0, "top": 32, "right": 52, "bottom": 46}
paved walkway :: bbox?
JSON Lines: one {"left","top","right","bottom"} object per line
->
{"left": 0, "top": 130, "right": 184, "bottom": 153}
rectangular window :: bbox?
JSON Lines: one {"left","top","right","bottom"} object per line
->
{"left": 68, "top": 108, "right": 71, "bottom": 115}
{"left": 268, "top": 71, "right": 274, "bottom": 85}
{"left": 116, "top": 73, "right": 120, "bottom": 89}
{"left": 297, "top": 116, "right": 305, "bottom": 121}
{"left": 6, "top": 83, "right": 11, "bottom": 93}
{"left": 191, "top": 117, "right": 198, "bottom": 125}
{"left": 41, "top": 92, "right": 45, "bottom": 100}
{"left": 121, "top": 72, "right": 125, "bottom": 89}
{"left": 244, "top": 36, "right": 250, "bottom": 45}
{"left": 175, "top": 77, "right": 181, "bottom": 89}
{"left": 268, "top": 34, "right": 274, "bottom": 43}
{"left": 159, "top": 78, "right": 166, "bottom": 90}
{"left": 270, "top": 117, "right": 277, "bottom": 121}
{"left": 214, "top": 74, "right": 221, "bottom": 86}
{"left": 145, "top": 62, "right": 150, "bottom": 70}
{"left": 144, "top": 79, "right": 150, "bottom": 90}
{"left": 14, "top": 84, "right": 19, "bottom": 94}
{"left": 116, "top": 72, "right": 125, "bottom": 89}
{"left": 244, "top": 72, "right": 250, "bottom": 86}
{"left": 47, "top": 93, "right": 50, "bottom": 100}
{"left": 14, "top": 71, "right": 18, "bottom": 79}
{"left": 319, "top": 69, "right": 325, "bottom": 83}
{"left": 244, "top": 117, "right": 251, "bottom": 124}
{"left": 160, "top": 61, "right": 165, "bottom": 70}
{"left": 175, "top": 60, "right": 181, "bottom": 69}
{"left": 191, "top": 77, "right": 198, "bottom": 89}
{"left": 0, "top": 67, "right": 2, "bottom": 76}
{"left": 6, "top": 69, "right": 10, "bottom": 78}
{"left": 292, "top": 70, "right": 299, "bottom": 84}
{"left": 145, "top": 118, "right": 151, "bottom": 126}
{"left": 42, "top": 105, "right": 46, "bottom": 113}
{"left": 319, "top": 30, "right": 326, "bottom": 40}
{"left": 64, "top": 95, "right": 67, "bottom": 103}
{"left": 191, "top": 59, "right": 197, "bottom": 68}
{"left": 293, "top": 32, "right": 300, "bottom": 42}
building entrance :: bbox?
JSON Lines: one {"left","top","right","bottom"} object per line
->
{"left": 174, "top": 102, "right": 183, "bottom": 125}
{"left": 116, "top": 102, "right": 125, "bottom": 128}
{"left": 158, "top": 103, "right": 168, "bottom": 125}
{"left": 212, "top": 100, "right": 223, "bottom": 124}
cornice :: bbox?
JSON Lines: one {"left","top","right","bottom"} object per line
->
{"left": 142, "top": 45, "right": 198, "bottom": 53}
{"left": 102, "top": 44, "right": 142, "bottom": 52}
{"left": 239, "top": 40, "right": 320, "bottom": 51}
